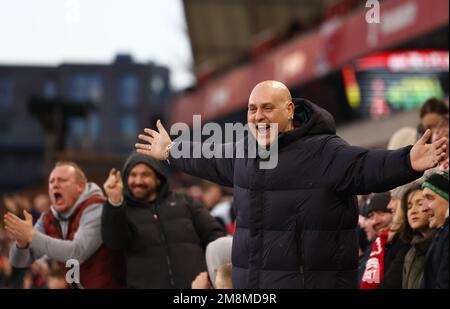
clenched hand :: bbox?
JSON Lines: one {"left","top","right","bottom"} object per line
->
{"left": 103, "top": 168, "right": 124, "bottom": 206}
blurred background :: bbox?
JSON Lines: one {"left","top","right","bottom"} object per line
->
{"left": 0, "top": 0, "right": 448, "bottom": 289}
{"left": 0, "top": 0, "right": 448, "bottom": 200}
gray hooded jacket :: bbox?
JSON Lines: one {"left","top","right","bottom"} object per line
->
{"left": 10, "top": 182, "right": 104, "bottom": 267}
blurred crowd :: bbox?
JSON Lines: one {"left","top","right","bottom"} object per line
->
{"left": 0, "top": 97, "right": 448, "bottom": 289}
{"left": 0, "top": 193, "right": 68, "bottom": 288}
{"left": 357, "top": 98, "right": 449, "bottom": 289}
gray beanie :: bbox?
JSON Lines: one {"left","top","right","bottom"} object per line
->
{"left": 205, "top": 236, "right": 233, "bottom": 288}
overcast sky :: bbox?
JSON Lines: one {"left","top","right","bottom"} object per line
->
{"left": 0, "top": 0, "right": 194, "bottom": 90}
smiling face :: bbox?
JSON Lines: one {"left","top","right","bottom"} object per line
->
{"left": 127, "top": 163, "right": 160, "bottom": 202}
{"left": 48, "top": 165, "right": 85, "bottom": 214}
{"left": 421, "top": 188, "right": 449, "bottom": 229}
{"left": 368, "top": 210, "right": 393, "bottom": 234}
{"left": 247, "top": 81, "right": 294, "bottom": 146}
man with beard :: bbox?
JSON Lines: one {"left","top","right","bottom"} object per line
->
{"left": 101, "top": 152, "right": 225, "bottom": 288}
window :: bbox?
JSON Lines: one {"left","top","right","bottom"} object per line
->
{"left": 0, "top": 78, "right": 13, "bottom": 107}
{"left": 118, "top": 74, "right": 139, "bottom": 108}
{"left": 43, "top": 80, "right": 57, "bottom": 98}
{"left": 68, "top": 113, "right": 100, "bottom": 147}
{"left": 66, "top": 112, "right": 101, "bottom": 149}
{"left": 87, "top": 112, "right": 100, "bottom": 141}
{"left": 68, "top": 118, "right": 86, "bottom": 139}
{"left": 150, "top": 75, "right": 165, "bottom": 95}
{"left": 120, "top": 114, "right": 138, "bottom": 141}
{"left": 68, "top": 74, "right": 103, "bottom": 103}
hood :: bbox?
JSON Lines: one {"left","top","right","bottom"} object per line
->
{"left": 278, "top": 98, "right": 336, "bottom": 147}
{"left": 121, "top": 151, "right": 170, "bottom": 202}
{"left": 50, "top": 182, "right": 104, "bottom": 219}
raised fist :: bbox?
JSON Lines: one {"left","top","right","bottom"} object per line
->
{"left": 103, "top": 168, "right": 124, "bottom": 206}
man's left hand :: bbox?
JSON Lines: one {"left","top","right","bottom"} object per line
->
{"left": 410, "top": 129, "right": 448, "bottom": 172}
{"left": 3, "top": 210, "right": 35, "bottom": 248}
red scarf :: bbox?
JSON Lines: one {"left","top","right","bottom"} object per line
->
{"left": 360, "top": 229, "right": 390, "bottom": 289}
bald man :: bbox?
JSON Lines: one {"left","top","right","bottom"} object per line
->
{"left": 135, "top": 80, "right": 447, "bottom": 289}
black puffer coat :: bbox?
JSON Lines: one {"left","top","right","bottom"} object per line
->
{"left": 102, "top": 153, "right": 225, "bottom": 288}
{"left": 423, "top": 218, "right": 449, "bottom": 289}
{"left": 169, "top": 99, "right": 422, "bottom": 288}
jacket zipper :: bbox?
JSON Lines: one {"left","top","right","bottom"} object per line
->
{"left": 152, "top": 204, "right": 176, "bottom": 288}
{"left": 299, "top": 244, "right": 305, "bottom": 288}
{"left": 297, "top": 223, "right": 305, "bottom": 288}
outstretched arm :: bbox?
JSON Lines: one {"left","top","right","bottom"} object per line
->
{"left": 135, "top": 120, "right": 234, "bottom": 187}
{"left": 7, "top": 211, "right": 44, "bottom": 268}
{"left": 7, "top": 206, "right": 103, "bottom": 265}
{"left": 320, "top": 130, "right": 446, "bottom": 194}
{"left": 168, "top": 141, "right": 235, "bottom": 187}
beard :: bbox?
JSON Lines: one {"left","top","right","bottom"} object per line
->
{"left": 130, "top": 185, "right": 156, "bottom": 201}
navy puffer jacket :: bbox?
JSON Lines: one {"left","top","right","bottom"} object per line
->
{"left": 169, "top": 99, "right": 422, "bottom": 288}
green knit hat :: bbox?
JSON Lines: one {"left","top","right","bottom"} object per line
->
{"left": 422, "top": 170, "right": 449, "bottom": 201}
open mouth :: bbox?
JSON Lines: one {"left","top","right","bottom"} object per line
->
{"left": 54, "top": 192, "right": 63, "bottom": 205}
{"left": 256, "top": 124, "right": 270, "bottom": 135}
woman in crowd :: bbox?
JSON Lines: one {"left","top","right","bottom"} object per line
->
{"left": 400, "top": 182, "right": 435, "bottom": 289}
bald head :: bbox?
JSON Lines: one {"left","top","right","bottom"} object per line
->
{"left": 250, "top": 80, "right": 292, "bottom": 104}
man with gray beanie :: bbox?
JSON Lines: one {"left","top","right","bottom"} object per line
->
{"left": 191, "top": 235, "right": 233, "bottom": 289}
{"left": 421, "top": 170, "right": 449, "bottom": 288}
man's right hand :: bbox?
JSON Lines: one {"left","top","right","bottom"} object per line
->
{"left": 103, "top": 168, "right": 124, "bottom": 206}
{"left": 135, "top": 119, "right": 172, "bottom": 160}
